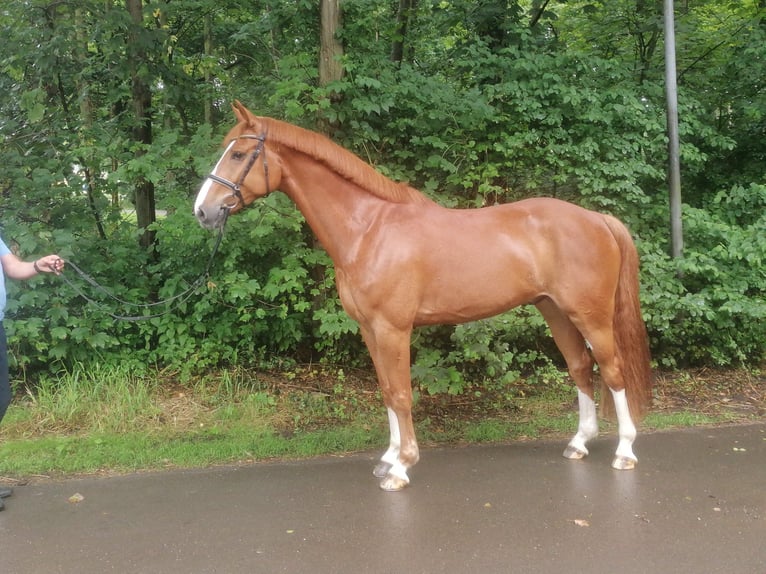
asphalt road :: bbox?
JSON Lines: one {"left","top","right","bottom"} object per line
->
{"left": 2, "top": 423, "right": 764, "bottom": 574}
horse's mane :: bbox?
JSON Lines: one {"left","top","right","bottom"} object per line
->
{"left": 252, "top": 117, "right": 433, "bottom": 206}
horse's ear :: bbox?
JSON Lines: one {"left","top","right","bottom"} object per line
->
{"left": 231, "top": 100, "right": 246, "bottom": 123}
{"left": 231, "top": 100, "right": 258, "bottom": 129}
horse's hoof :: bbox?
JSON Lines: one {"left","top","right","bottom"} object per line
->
{"left": 373, "top": 461, "right": 392, "bottom": 479}
{"left": 563, "top": 445, "right": 588, "bottom": 460}
{"left": 611, "top": 455, "right": 637, "bottom": 470}
{"left": 379, "top": 474, "right": 409, "bottom": 492}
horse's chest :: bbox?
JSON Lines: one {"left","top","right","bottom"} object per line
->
{"left": 334, "top": 269, "right": 363, "bottom": 321}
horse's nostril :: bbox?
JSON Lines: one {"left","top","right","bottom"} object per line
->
{"left": 196, "top": 207, "right": 205, "bottom": 220}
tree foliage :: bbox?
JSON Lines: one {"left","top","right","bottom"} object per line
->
{"left": 0, "top": 0, "right": 764, "bottom": 389}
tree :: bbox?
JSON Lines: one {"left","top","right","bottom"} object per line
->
{"left": 391, "top": 0, "right": 418, "bottom": 64}
{"left": 320, "top": 0, "right": 345, "bottom": 90}
{"left": 126, "top": 0, "right": 156, "bottom": 251}
{"left": 0, "top": 0, "right": 762, "bottom": 375}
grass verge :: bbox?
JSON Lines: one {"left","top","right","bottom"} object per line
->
{"left": 0, "top": 365, "right": 762, "bottom": 480}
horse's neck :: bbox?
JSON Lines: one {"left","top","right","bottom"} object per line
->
{"left": 279, "top": 156, "right": 387, "bottom": 264}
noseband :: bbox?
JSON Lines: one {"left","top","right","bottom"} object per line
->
{"left": 206, "top": 132, "right": 270, "bottom": 210}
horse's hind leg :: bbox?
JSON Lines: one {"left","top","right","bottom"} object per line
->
{"left": 608, "top": 386, "right": 638, "bottom": 469}
{"left": 536, "top": 299, "right": 598, "bottom": 460}
{"left": 579, "top": 329, "right": 638, "bottom": 469}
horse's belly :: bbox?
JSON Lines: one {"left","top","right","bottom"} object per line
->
{"left": 413, "top": 270, "right": 538, "bottom": 325}
{"left": 406, "top": 230, "right": 541, "bottom": 324}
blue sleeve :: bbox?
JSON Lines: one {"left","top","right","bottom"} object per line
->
{"left": 0, "top": 237, "right": 8, "bottom": 319}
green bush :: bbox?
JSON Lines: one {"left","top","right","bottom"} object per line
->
{"left": 640, "top": 184, "right": 766, "bottom": 367}
{"left": 2, "top": 0, "right": 764, "bottom": 393}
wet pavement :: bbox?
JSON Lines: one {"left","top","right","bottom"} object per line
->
{"left": 1, "top": 423, "right": 764, "bottom": 574}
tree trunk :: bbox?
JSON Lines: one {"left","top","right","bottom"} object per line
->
{"left": 75, "top": 7, "right": 107, "bottom": 240}
{"left": 391, "top": 0, "right": 418, "bottom": 64}
{"left": 311, "top": 0, "right": 346, "bottom": 330}
{"left": 635, "top": 0, "right": 663, "bottom": 84}
{"left": 126, "top": 0, "right": 156, "bottom": 251}
{"left": 319, "top": 0, "right": 344, "bottom": 93}
{"left": 204, "top": 12, "right": 213, "bottom": 125}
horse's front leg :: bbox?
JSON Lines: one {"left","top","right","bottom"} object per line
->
{"left": 563, "top": 389, "right": 599, "bottom": 459}
{"left": 362, "top": 324, "right": 418, "bottom": 491}
{"left": 374, "top": 404, "right": 418, "bottom": 491}
{"left": 373, "top": 408, "right": 402, "bottom": 479}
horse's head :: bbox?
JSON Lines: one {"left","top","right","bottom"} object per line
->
{"left": 194, "top": 101, "right": 281, "bottom": 230}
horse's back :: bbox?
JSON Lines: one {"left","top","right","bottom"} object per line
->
{"left": 360, "top": 197, "right": 621, "bottom": 326}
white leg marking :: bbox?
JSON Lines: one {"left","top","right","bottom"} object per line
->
{"left": 387, "top": 460, "right": 410, "bottom": 483}
{"left": 611, "top": 388, "right": 638, "bottom": 468}
{"left": 565, "top": 390, "right": 599, "bottom": 458}
{"left": 381, "top": 407, "right": 401, "bottom": 466}
{"left": 375, "top": 407, "right": 410, "bottom": 486}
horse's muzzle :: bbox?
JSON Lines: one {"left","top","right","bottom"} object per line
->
{"left": 195, "top": 205, "right": 229, "bottom": 230}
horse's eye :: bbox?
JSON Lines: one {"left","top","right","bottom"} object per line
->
{"left": 231, "top": 151, "right": 245, "bottom": 161}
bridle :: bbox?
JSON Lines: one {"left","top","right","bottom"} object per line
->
{"left": 205, "top": 132, "right": 270, "bottom": 211}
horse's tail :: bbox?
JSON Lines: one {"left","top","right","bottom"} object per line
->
{"left": 600, "top": 215, "right": 653, "bottom": 421}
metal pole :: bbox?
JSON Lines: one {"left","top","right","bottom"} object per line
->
{"left": 664, "top": 0, "right": 683, "bottom": 259}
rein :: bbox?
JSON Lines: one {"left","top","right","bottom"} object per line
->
{"left": 58, "top": 223, "right": 227, "bottom": 321}
{"left": 59, "top": 132, "right": 274, "bottom": 321}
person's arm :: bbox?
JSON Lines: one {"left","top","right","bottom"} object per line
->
{"left": 0, "top": 252, "right": 64, "bottom": 280}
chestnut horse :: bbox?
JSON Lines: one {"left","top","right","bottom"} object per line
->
{"left": 194, "top": 101, "right": 652, "bottom": 491}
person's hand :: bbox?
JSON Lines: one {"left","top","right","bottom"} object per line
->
{"left": 34, "top": 255, "right": 65, "bottom": 275}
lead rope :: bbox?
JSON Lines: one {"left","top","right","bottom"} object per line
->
{"left": 58, "top": 222, "right": 227, "bottom": 322}
{"left": 61, "top": 132, "right": 279, "bottom": 321}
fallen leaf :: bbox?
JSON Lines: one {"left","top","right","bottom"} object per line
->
{"left": 573, "top": 519, "right": 590, "bottom": 527}
{"left": 68, "top": 493, "right": 85, "bottom": 504}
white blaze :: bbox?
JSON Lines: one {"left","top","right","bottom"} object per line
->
{"left": 194, "top": 140, "right": 237, "bottom": 214}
